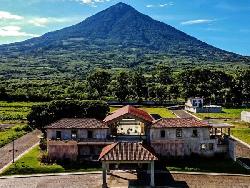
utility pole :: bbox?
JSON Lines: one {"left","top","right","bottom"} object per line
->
{"left": 12, "top": 139, "right": 15, "bottom": 163}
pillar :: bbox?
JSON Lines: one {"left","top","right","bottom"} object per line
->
{"left": 102, "top": 162, "right": 107, "bottom": 188}
{"left": 150, "top": 161, "right": 155, "bottom": 187}
{"left": 228, "top": 128, "right": 231, "bottom": 136}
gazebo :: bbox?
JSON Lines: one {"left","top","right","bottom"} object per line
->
{"left": 99, "top": 142, "right": 158, "bottom": 187}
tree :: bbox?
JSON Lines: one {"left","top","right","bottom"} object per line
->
{"left": 155, "top": 64, "right": 172, "bottom": 85}
{"left": 27, "top": 100, "right": 110, "bottom": 130}
{"left": 114, "top": 71, "right": 130, "bottom": 101}
{"left": 131, "top": 71, "right": 148, "bottom": 100}
{"left": 87, "top": 69, "right": 111, "bottom": 98}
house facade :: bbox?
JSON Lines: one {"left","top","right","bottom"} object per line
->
{"left": 46, "top": 105, "right": 233, "bottom": 161}
{"left": 185, "top": 97, "right": 222, "bottom": 113}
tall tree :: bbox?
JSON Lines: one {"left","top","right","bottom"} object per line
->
{"left": 114, "top": 71, "right": 130, "bottom": 101}
{"left": 87, "top": 69, "right": 111, "bottom": 98}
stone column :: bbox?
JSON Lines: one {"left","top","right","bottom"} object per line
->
{"left": 102, "top": 162, "right": 107, "bottom": 188}
{"left": 150, "top": 161, "right": 155, "bottom": 187}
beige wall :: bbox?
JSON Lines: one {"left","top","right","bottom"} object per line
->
{"left": 48, "top": 141, "right": 78, "bottom": 161}
{"left": 150, "top": 127, "right": 219, "bottom": 157}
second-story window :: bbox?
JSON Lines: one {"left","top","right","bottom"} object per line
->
{"left": 160, "top": 130, "right": 165, "bottom": 138}
{"left": 192, "top": 129, "right": 198, "bottom": 137}
{"left": 71, "top": 130, "right": 77, "bottom": 140}
{"left": 56, "top": 131, "right": 61, "bottom": 140}
{"left": 87, "top": 130, "right": 93, "bottom": 139}
{"left": 176, "top": 129, "right": 182, "bottom": 138}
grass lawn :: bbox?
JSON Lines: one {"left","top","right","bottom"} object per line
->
{"left": 228, "top": 121, "right": 250, "bottom": 144}
{"left": 110, "top": 106, "right": 176, "bottom": 118}
{"left": 195, "top": 108, "right": 250, "bottom": 120}
{"left": 1, "top": 146, "right": 102, "bottom": 176}
{"left": 165, "top": 156, "right": 249, "bottom": 174}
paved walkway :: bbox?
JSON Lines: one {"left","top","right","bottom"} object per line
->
{"left": 0, "top": 171, "right": 249, "bottom": 188}
{"left": 171, "top": 110, "right": 194, "bottom": 118}
{"left": 0, "top": 130, "right": 41, "bottom": 172}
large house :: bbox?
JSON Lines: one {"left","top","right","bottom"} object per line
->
{"left": 46, "top": 105, "right": 235, "bottom": 187}
{"left": 46, "top": 105, "right": 234, "bottom": 160}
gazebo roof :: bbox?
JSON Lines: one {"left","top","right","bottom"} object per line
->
{"left": 104, "top": 105, "right": 154, "bottom": 124}
{"left": 99, "top": 142, "right": 158, "bottom": 162}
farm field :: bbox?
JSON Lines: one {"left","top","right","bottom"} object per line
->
{"left": 110, "top": 106, "right": 176, "bottom": 118}
{"left": 0, "top": 101, "right": 41, "bottom": 147}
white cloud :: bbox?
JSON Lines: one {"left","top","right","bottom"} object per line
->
{"left": 0, "top": 11, "right": 23, "bottom": 20}
{"left": 28, "top": 18, "right": 49, "bottom": 27}
{"left": 28, "top": 17, "right": 82, "bottom": 27}
{"left": 76, "top": 0, "right": 110, "bottom": 5}
{"left": 181, "top": 19, "right": 215, "bottom": 25}
{"left": 0, "top": 26, "right": 39, "bottom": 37}
{"left": 146, "top": 2, "right": 174, "bottom": 8}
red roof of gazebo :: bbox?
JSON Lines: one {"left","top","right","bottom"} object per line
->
{"left": 104, "top": 105, "right": 154, "bottom": 124}
{"left": 99, "top": 142, "right": 158, "bottom": 161}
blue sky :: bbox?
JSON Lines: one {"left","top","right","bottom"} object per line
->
{"left": 0, "top": 0, "right": 249, "bottom": 55}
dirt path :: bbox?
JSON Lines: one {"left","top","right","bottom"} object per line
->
{"left": 0, "top": 130, "right": 41, "bottom": 171}
{"left": 0, "top": 172, "right": 249, "bottom": 188}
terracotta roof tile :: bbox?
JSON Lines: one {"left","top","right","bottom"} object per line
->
{"left": 99, "top": 142, "right": 158, "bottom": 161}
{"left": 151, "top": 118, "right": 210, "bottom": 128}
{"left": 46, "top": 118, "right": 108, "bottom": 129}
{"left": 104, "top": 105, "right": 154, "bottom": 124}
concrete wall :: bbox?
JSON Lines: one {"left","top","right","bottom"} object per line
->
{"left": 185, "top": 106, "right": 222, "bottom": 113}
{"left": 241, "top": 111, "right": 250, "bottom": 123}
{"left": 47, "top": 129, "right": 108, "bottom": 140}
{"left": 150, "top": 127, "right": 220, "bottom": 157}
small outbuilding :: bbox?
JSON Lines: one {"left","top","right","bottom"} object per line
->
{"left": 185, "top": 97, "right": 222, "bottom": 113}
{"left": 241, "top": 111, "right": 250, "bottom": 123}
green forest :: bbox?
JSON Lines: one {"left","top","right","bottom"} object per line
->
{"left": 0, "top": 66, "right": 249, "bottom": 106}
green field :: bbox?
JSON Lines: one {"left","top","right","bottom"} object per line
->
{"left": 229, "top": 121, "right": 250, "bottom": 144}
{"left": 0, "top": 101, "right": 41, "bottom": 147}
{"left": 110, "top": 106, "right": 176, "bottom": 118}
{"left": 0, "top": 101, "right": 40, "bottom": 121}
{"left": 0, "top": 124, "right": 30, "bottom": 148}
{"left": 195, "top": 108, "right": 250, "bottom": 120}
{"left": 1, "top": 146, "right": 101, "bottom": 175}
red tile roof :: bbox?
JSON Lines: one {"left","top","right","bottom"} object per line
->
{"left": 99, "top": 142, "right": 158, "bottom": 161}
{"left": 46, "top": 118, "right": 108, "bottom": 129}
{"left": 104, "top": 105, "right": 154, "bottom": 124}
{"left": 151, "top": 118, "right": 210, "bottom": 128}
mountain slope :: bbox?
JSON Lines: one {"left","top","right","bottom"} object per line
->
{"left": 0, "top": 2, "right": 249, "bottom": 79}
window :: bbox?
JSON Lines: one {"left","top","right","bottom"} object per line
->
{"left": 200, "top": 143, "right": 206, "bottom": 151}
{"left": 192, "top": 129, "right": 198, "bottom": 137}
{"left": 208, "top": 143, "right": 214, "bottom": 151}
{"left": 160, "top": 130, "right": 165, "bottom": 138}
{"left": 71, "top": 130, "right": 77, "bottom": 140}
{"left": 56, "top": 131, "right": 61, "bottom": 140}
{"left": 87, "top": 130, "right": 93, "bottom": 139}
{"left": 176, "top": 129, "right": 182, "bottom": 138}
